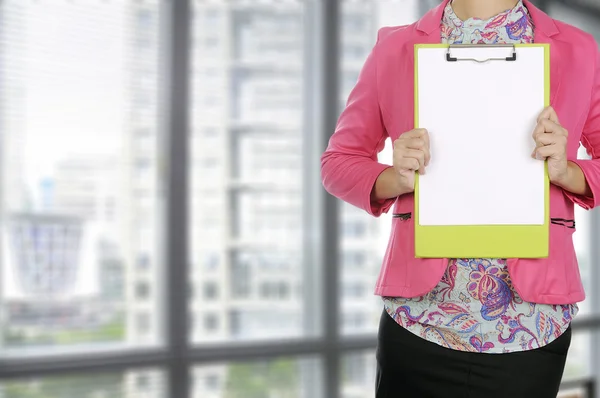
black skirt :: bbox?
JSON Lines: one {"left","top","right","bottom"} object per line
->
{"left": 376, "top": 309, "right": 571, "bottom": 398}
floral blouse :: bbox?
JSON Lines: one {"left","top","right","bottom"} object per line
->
{"left": 382, "top": 0, "right": 578, "bottom": 354}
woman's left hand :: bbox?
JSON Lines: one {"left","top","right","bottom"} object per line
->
{"left": 531, "top": 106, "right": 569, "bottom": 184}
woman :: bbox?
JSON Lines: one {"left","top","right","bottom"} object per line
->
{"left": 321, "top": 0, "right": 600, "bottom": 397}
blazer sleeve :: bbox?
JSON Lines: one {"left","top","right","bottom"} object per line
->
{"left": 320, "top": 28, "right": 395, "bottom": 217}
{"left": 567, "top": 47, "right": 600, "bottom": 210}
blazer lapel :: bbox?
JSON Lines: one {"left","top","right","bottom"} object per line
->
{"left": 388, "top": 0, "right": 448, "bottom": 134}
{"left": 524, "top": 0, "right": 562, "bottom": 105}
{"left": 534, "top": 33, "right": 563, "bottom": 106}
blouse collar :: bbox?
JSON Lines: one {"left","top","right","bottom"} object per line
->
{"left": 442, "top": 0, "right": 531, "bottom": 31}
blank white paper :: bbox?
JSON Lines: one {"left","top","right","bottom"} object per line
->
{"left": 417, "top": 46, "right": 546, "bottom": 226}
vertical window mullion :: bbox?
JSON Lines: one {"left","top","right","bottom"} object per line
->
{"left": 320, "top": 0, "right": 342, "bottom": 398}
{"left": 162, "top": 0, "right": 192, "bottom": 397}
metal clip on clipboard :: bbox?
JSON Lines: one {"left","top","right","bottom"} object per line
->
{"left": 446, "top": 44, "right": 517, "bottom": 63}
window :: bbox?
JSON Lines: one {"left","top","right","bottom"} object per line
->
{"left": 343, "top": 251, "right": 366, "bottom": 269}
{"left": 204, "top": 313, "right": 219, "bottom": 332}
{"left": 341, "top": 352, "right": 376, "bottom": 396}
{"left": 231, "top": 256, "right": 252, "bottom": 298}
{"left": 105, "top": 197, "right": 115, "bottom": 220}
{"left": 192, "top": 358, "right": 321, "bottom": 398}
{"left": 0, "top": 0, "right": 162, "bottom": 355}
{"left": 200, "top": 156, "right": 218, "bottom": 168}
{"left": 136, "top": 312, "right": 151, "bottom": 336}
{"left": 342, "top": 313, "right": 366, "bottom": 332}
{"left": 342, "top": 282, "right": 365, "bottom": 299}
{"left": 343, "top": 220, "right": 367, "bottom": 238}
{"left": 203, "top": 281, "right": 218, "bottom": 300}
{"left": 136, "top": 374, "right": 150, "bottom": 390}
{"left": 205, "top": 374, "right": 220, "bottom": 391}
{"left": 203, "top": 253, "right": 220, "bottom": 271}
{"left": 262, "top": 282, "right": 274, "bottom": 298}
{"left": 136, "top": 253, "right": 151, "bottom": 270}
{"left": 204, "top": 36, "right": 219, "bottom": 49}
{"left": 259, "top": 281, "right": 291, "bottom": 299}
{"left": 342, "top": 353, "right": 367, "bottom": 384}
{"left": 203, "top": 127, "right": 219, "bottom": 137}
{"left": 229, "top": 310, "right": 242, "bottom": 337}
{"left": 195, "top": 8, "right": 220, "bottom": 31}
{"left": 0, "top": 369, "right": 166, "bottom": 398}
{"left": 136, "top": 281, "right": 150, "bottom": 299}
{"left": 2, "top": 2, "right": 599, "bottom": 398}
{"left": 137, "top": 9, "right": 153, "bottom": 26}
{"left": 278, "top": 282, "right": 290, "bottom": 299}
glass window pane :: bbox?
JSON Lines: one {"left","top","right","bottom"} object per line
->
{"left": 564, "top": 330, "right": 592, "bottom": 381}
{"left": 341, "top": 350, "right": 376, "bottom": 398}
{"left": 0, "top": 368, "right": 166, "bottom": 398}
{"left": 339, "top": 1, "right": 420, "bottom": 335}
{"left": 189, "top": 2, "right": 308, "bottom": 343}
{"left": 338, "top": 1, "right": 379, "bottom": 337}
{"left": 0, "top": 1, "right": 164, "bottom": 355}
{"left": 558, "top": 388, "right": 587, "bottom": 398}
{"left": 191, "top": 357, "right": 322, "bottom": 398}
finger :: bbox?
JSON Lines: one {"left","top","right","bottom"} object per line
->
{"left": 412, "top": 128, "right": 428, "bottom": 137}
{"left": 533, "top": 131, "right": 559, "bottom": 147}
{"left": 403, "top": 148, "right": 426, "bottom": 171}
{"left": 533, "top": 144, "right": 562, "bottom": 160}
{"left": 531, "top": 123, "right": 547, "bottom": 146}
{"left": 537, "top": 106, "right": 560, "bottom": 125}
{"left": 401, "top": 128, "right": 428, "bottom": 139}
{"left": 532, "top": 119, "right": 567, "bottom": 137}
{"left": 404, "top": 137, "right": 427, "bottom": 150}
{"left": 421, "top": 130, "right": 431, "bottom": 166}
{"left": 395, "top": 157, "right": 420, "bottom": 172}
{"left": 423, "top": 145, "right": 431, "bottom": 166}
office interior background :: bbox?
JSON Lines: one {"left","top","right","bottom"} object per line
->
{"left": 0, "top": 0, "right": 599, "bottom": 397}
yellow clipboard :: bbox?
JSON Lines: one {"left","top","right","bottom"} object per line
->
{"left": 414, "top": 43, "right": 550, "bottom": 259}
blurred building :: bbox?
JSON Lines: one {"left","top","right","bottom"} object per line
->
{"left": 122, "top": 1, "right": 162, "bottom": 350}
{"left": 0, "top": 1, "right": 128, "bottom": 357}
{"left": 1, "top": 156, "right": 123, "bottom": 348}
{"left": 190, "top": 2, "right": 316, "bottom": 396}
{"left": 0, "top": 2, "right": 28, "bottom": 214}
{"left": 187, "top": 2, "right": 383, "bottom": 397}
{"left": 3, "top": 214, "right": 89, "bottom": 342}
{"left": 0, "top": 2, "right": 29, "bottom": 353}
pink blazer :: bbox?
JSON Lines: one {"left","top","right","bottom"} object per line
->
{"left": 321, "top": 0, "right": 600, "bottom": 305}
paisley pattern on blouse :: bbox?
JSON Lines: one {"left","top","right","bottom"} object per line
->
{"left": 382, "top": 1, "right": 578, "bottom": 354}
{"left": 441, "top": 0, "right": 534, "bottom": 44}
{"left": 384, "top": 259, "right": 577, "bottom": 353}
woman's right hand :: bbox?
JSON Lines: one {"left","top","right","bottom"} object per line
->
{"left": 393, "top": 128, "right": 431, "bottom": 194}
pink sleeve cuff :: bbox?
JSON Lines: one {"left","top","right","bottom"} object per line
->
{"left": 365, "top": 164, "right": 396, "bottom": 217}
{"left": 563, "top": 159, "right": 597, "bottom": 210}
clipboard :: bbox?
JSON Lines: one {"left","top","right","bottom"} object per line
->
{"left": 414, "top": 44, "right": 550, "bottom": 259}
